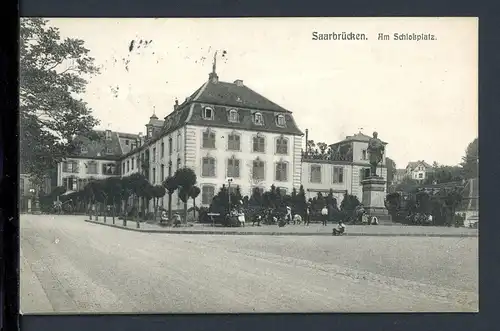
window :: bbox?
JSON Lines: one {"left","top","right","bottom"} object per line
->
{"left": 203, "top": 107, "right": 214, "bottom": 120}
{"left": 332, "top": 166, "right": 344, "bottom": 183}
{"left": 202, "top": 186, "right": 215, "bottom": 205}
{"left": 161, "top": 141, "right": 165, "bottom": 158}
{"left": 161, "top": 165, "right": 165, "bottom": 181}
{"left": 122, "top": 163, "right": 125, "bottom": 174}
{"left": 168, "top": 137, "right": 173, "bottom": 155}
{"left": 147, "top": 127, "right": 153, "bottom": 138}
{"left": 419, "top": 173, "right": 424, "bottom": 179}
{"left": 362, "top": 150, "right": 367, "bottom": 160}
{"left": 275, "top": 162, "right": 288, "bottom": 181}
{"left": 252, "top": 159, "right": 265, "bottom": 180}
{"left": 227, "top": 133, "right": 240, "bottom": 151}
{"left": 80, "top": 146, "right": 88, "bottom": 154}
{"left": 177, "top": 133, "right": 182, "bottom": 151}
{"left": 228, "top": 109, "right": 239, "bottom": 122}
{"left": 276, "top": 115, "right": 286, "bottom": 127}
{"left": 131, "top": 158, "right": 135, "bottom": 170}
{"left": 227, "top": 158, "right": 240, "bottom": 178}
{"left": 20, "top": 178, "right": 25, "bottom": 196}
{"left": 63, "top": 161, "right": 78, "bottom": 173}
{"left": 102, "top": 163, "right": 115, "bottom": 175}
{"left": 202, "top": 157, "right": 216, "bottom": 177}
{"left": 276, "top": 137, "right": 288, "bottom": 154}
{"left": 202, "top": 131, "right": 216, "bottom": 149}
{"left": 253, "top": 112, "right": 264, "bottom": 125}
{"left": 87, "top": 161, "right": 98, "bottom": 174}
{"left": 127, "top": 160, "right": 130, "bottom": 172}
{"left": 253, "top": 136, "right": 265, "bottom": 153}
{"left": 152, "top": 168, "right": 156, "bottom": 184}
{"left": 106, "top": 147, "right": 113, "bottom": 154}
{"left": 168, "top": 162, "right": 172, "bottom": 176}
{"left": 125, "top": 139, "right": 129, "bottom": 145}
{"left": 177, "top": 158, "right": 181, "bottom": 170}
{"left": 310, "top": 165, "right": 322, "bottom": 183}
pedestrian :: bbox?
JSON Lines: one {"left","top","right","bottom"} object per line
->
{"left": 332, "top": 220, "right": 346, "bottom": 236}
{"left": 285, "top": 205, "right": 292, "bottom": 224}
{"left": 305, "top": 204, "right": 311, "bottom": 226}
{"left": 321, "top": 205, "right": 328, "bottom": 226}
{"left": 238, "top": 209, "right": 246, "bottom": 227}
{"left": 293, "top": 213, "right": 302, "bottom": 225}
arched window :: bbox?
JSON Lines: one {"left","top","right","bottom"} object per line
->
{"left": 202, "top": 129, "right": 216, "bottom": 149}
{"left": 253, "top": 112, "right": 264, "bottom": 125}
{"left": 276, "top": 136, "right": 288, "bottom": 155}
{"left": 252, "top": 158, "right": 265, "bottom": 180}
{"left": 227, "top": 132, "right": 241, "bottom": 151}
{"left": 202, "top": 157, "right": 216, "bottom": 177}
{"left": 227, "top": 157, "right": 240, "bottom": 178}
{"left": 252, "top": 135, "right": 265, "bottom": 153}
{"left": 203, "top": 107, "right": 214, "bottom": 120}
{"left": 228, "top": 109, "right": 239, "bottom": 123}
{"left": 276, "top": 114, "right": 286, "bottom": 127}
{"left": 275, "top": 161, "right": 288, "bottom": 182}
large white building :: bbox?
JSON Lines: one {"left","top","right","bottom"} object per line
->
{"left": 55, "top": 68, "right": 389, "bottom": 212}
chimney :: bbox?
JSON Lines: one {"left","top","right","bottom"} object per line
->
{"left": 174, "top": 98, "right": 179, "bottom": 110}
{"left": 234, "top": 79, "right": 244, "bottom": 87}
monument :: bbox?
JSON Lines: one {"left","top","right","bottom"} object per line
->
{"left": 361, "top": 132, "right": 389, "bottom": 219}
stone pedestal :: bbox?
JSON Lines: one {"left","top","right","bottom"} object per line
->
{"left": 361, "top": 176, "right": 389, "bottom": 218}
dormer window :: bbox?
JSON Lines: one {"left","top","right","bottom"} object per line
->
{"left": 228, "top": 109, "right": 239, "bottom": 123}
{"left": 80, "top": 146, "right": 88, "bottom": 154}
{"left": 203, "top": 107, "right": 214, "bottom": 120}
{"left": 276, "top": 114, "right": 286, "bottom": 127}
{"left": 253, "top": 112, "right": 264, "bottom": 126}
{"left": 106, "top": 148, "right": 113, "bottom": 155}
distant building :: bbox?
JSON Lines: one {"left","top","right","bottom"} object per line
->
{"left": 301, "top": 132, "right": 388, "bottom": 204}
{"left": 405, "top": 160, "right": 433, "bottom": 183}
{"left": 392, "top": 169, "right": 407, "bottom": 185}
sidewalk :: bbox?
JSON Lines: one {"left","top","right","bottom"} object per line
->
{"left": 84, "top": 219, "right": 478, "bottom": 237}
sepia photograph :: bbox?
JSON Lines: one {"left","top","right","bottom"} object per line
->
{"left": 19, "top": 17, "right": 478, "bottom": 314}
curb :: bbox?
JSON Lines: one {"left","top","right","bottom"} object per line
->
{"left": 84, "top": 220, "right": 478, "bottom": 238}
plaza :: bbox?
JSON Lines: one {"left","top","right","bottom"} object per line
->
{"left": 20, "top": 214, "right": 478, "bottom": 313}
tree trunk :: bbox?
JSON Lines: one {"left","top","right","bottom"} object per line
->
{"left": 88, "top": 200, "right": 93, "bottom": 220}
{"left": 136, "top": 196, "right": 140, "bottom": 228}
{"left": 154, "top": 198, "right": 158, "bottom": 222}
{"left": 168, "top": 193, "right": 173, "bottom": 220}
{"left": 112, "top": 198, "right": 116, "bottom": 224}
{"left": 103, "top": 198, "right": 107, "bottom": 223}
{"left": 123, "top": 199, "right": 128, "bottom": 226}
{"left": 192, "top": 198, "right": 197, "bottom": 221}
{"left": 184, "top": 202, "right": 188, "bottom": 224}
{"left": 94, "top": 199, "right": 99, "bottom": 221}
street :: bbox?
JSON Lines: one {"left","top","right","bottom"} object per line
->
{"left": 20, "top": 215, "right": 478, "bottom": 313}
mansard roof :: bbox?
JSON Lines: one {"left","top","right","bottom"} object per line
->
{"left": 70, "top": 130, "right": 125, "bottom": 160}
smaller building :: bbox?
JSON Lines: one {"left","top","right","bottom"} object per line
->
{"left": 301, "top": 131, "right": 388, "bottom": 205}
{"left": 405, "top": 160, "right": 433, "bottom": 183}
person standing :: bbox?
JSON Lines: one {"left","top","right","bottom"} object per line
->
{"left": 305, "top": 203, "right": 311, "bottom": 226}
{"left": 285, "top": 205, "right": 292, "bottom": 224}
{"left": 321, "top": 205, "right": 328, "bottom": 226}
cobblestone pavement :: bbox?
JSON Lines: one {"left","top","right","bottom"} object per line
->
{"left": 20, "top": 214, "right": 478, "bottom": 313}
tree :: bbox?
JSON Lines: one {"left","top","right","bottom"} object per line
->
{"left": 162, "top": 176, "right": 178, "bottom": 221}
{"left": 461, "top": 137, "right": 478, "bottom": 179}
{"left": 152, "top": 185, "right": 166, "bottom": 221}
{"left": 104, "top": 177, "right": 122, "bottom": 224}
{"left": 20, "top": 18, "right": 100, "bottom": 185}
{"left": 127, "top": 173, "right": 149, "bottom": 227}
{"left": 386, "top": 157, "right": 396, "bottom": 184}
{"left": 189, "top": 186, "right": 201, "bottom": 220}
{"left": 119, "top": 176, "right": 134, "bottom": 226}
{"left": 173, "top": 167, "right": 197, "bottom": 223}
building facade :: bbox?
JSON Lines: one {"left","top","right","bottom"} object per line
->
{"left": 301, "top": 132, "right": 388, "bottom": 204}
{"left": 405, "top": 160, "right": 433, "bottom": 183}
{"left": 50, "top": 69, "right": 394, "bottom": 214}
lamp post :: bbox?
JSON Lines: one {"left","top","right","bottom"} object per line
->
{"left": 227, "top": 178, "right": 233, "bottom": 213}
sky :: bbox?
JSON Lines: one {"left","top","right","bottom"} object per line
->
{"left": 45, "top": 17, "right": 478, "bottom": 168}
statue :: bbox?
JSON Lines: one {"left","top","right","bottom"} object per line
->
{"left": 367, "top": 131, "right": 385, "bottom": 177}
